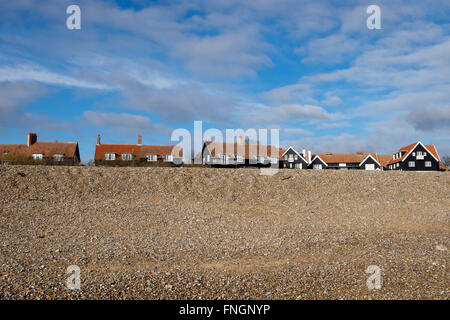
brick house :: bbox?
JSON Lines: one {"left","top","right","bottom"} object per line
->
{"left": 0, "top": 133, "right": 80, "bottom": 165}
{"left": 201, "top": 138, "right": 285, "bottom": 168}
{"left": 94, "top": 134, "right": 183, "bottom": 166}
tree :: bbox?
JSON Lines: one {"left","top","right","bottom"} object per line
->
{"left": 442, "top": 155, "right": 450, "bottom": 167}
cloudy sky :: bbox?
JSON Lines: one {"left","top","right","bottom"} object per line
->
{"left": 1, "top": 0, "right": 449, "bottom": 161}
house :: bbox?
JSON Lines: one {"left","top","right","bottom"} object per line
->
{"left": 0, "top": 133, "right": 80, "bottom": 165}
{"left": 94, "top": 134, "right": 182, "bottom": 166}
{"left": 378, "top": 154, "right": 393, "bottom": 169}
{"left": 281, "top": 146, "right": 309, "bottom": 169}
{"left": 307, "top": 152, "right": 382, "bottom": 170}
{"left": 386, "top": 142, "right": 440, "bottom": 171}
{"left": 201, "top": 137, "right": 285, "bottom": 168}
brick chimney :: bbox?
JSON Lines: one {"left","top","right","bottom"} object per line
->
{"left": 138, "top": 135, "right": 142, "bottom": 145}
{"left": 97, "top": 134, "right": 101, "bottom": 145}
{"left": 27, "top": 133, "right": 37, "bottom": 147}
{"left": 302, "top": 148, "right": 306, "bottom": 158}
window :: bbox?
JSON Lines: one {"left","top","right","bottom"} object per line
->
{"left": 284, "top": 155, "right": 288, "bottom": 160}
{"left": 294, "top": 155, "right": 298, "bottom": 160}
{"left": 339, "top": 163, "right": 346, "bottom": 167}
{"left": 425, "top": 161, "right": 432, "bottom": 167}
{"left": 32, "top": 153, "right": 43, "bottom": 160}
{"left": 288, "top": 155, "right": 294, "bottom": 162}
{"left": 396, "top": 163, "right": 399, "bottom": 168}
{"left": 165, "top": 154, "right": 174, "bottom": 162}
{"left": 313, "top": 164, "right": 322, "bottom": 170}
{"left": 122, "top": 153, "right": 133, "bottom": 161}
{"left": 416, "top": 151, "right": 424, "bottom": 160}
{"left": 3, "top": 150, "right": 9, "bottom": 155}
{"left": 105, "top": 153, "right": 115, "bottom": 161}
{"left": 270, "top": 157, "right": 278, "bottom": 164}
{"left": 146, "top": 154, "right": 157, "bottom": 162}
{"left": 236, "top": 155, "right": 244, "bottom": 163}
{"left": 408, "top": 161, "right": 415, "bottom": 167}
{"left": 53, "top": 154, "right": 64, "bottom": 162}
{"left": 257, "top": 156, "right": 265, "bottom": 163}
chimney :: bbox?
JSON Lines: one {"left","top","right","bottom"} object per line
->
{"left": 138, "top": 135, "right": 142, "bottom": 145}
{"left": 302, "top": 148, "right": 306, "bottom": 157}
{"left": 308, "top": 150, "right": 311, "bottom": 162}
{"left": 97, "top": 134, "right": 101, "bottom": 145}
{"left": 237, "top": 136, "right": 244, "bottom": 145}
{"left": 27, "top": 133, "right": 37, "bottom": 147}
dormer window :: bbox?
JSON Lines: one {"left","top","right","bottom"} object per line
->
{"left": 3, "top": 150, "right": 9, "bottom": 155}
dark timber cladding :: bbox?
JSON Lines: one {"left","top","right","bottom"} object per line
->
{"left": 281, "top": 147, "right": 309, "bottom": 169}
{"left": 387, "top": 142, "right": 440, "bottom": 171}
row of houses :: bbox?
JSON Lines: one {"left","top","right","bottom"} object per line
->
{"left": 0, "top": 132, "right": 448, "bottom": 171}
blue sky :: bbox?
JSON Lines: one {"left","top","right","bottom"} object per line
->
{"left": 0, "top": 0, "right": 449, "bottom": 161}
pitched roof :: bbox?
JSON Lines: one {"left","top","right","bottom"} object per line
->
{"left": 387, "top": 142, "right": 440, "bottom": 165}
{"left": 140, "top": 145, "right": 183, "bottom": 158}
{"left": 204, "top": 141, "right": 285, "bottom": 160}
{"left": 312, "top": 152, "right": 378, "bottom": 164}
{"left": 378, "top": 155, "right": 393, "bottom": 167}
{"left": 94, "top": 144, "right": 182, "bottom": 160}
{"left": 0, "top": 142, "right": 79, "bottom": 160}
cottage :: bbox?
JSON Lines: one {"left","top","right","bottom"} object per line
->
{"left": 386, "top": 142, "right": 441, "bottom": 171}
{"left": 281, "top": 147, "right": 309, "bottom": 169}
{"left": 94, "top": 134, "right": 182, "bottom": 166}
{"left": 307, "top": 152, "right": 381, "bottom": 170}
{"left": 201, "top": 138, "right": 284, "bottom": 168}
{"left": 0, "top": 133, "right": 80, "bottom": 165}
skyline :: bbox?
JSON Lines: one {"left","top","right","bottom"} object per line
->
{"left": 1, "top": 0, "right": 449, "bottom": 161}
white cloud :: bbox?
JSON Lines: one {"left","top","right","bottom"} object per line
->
{"left": 0, "top": 81, "right": 47, "bottom": 127}
{"left": 0, "top": 64, "right": 110, "bottom": 90}
{"left": 83, "top": 111, "right": 170, "bottom": 135}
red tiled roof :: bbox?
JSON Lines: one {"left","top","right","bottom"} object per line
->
{"left": 311, "top": 152, "right": 378, "bottom": 164}
{"left": 378, "top": 155, "right": 392, "bottom": 167}
{"left": 204, "top": 141, "right": 285, "bottom": 160}
{"left": 387, "top": 142, "right": 440, "bottom": 165}
{"left": 0, "top": 142, "right": 79, "bottom": 160}
{"left": 140, "top": 145, "right": 183, "bottom": 158}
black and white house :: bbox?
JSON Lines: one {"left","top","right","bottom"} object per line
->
{"left": 281, "top": 147, "right": 309, "bottom": 169}
{"left": 386, "top": 141, "right": 441, "bottom": 171}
